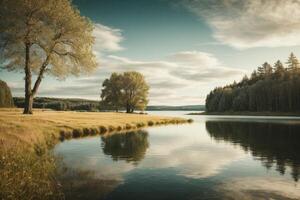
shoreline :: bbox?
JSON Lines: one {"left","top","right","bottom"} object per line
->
{"left": 187, "top": 111, "right": 300, "bottom": 117}
{"left": 0, "top": 108, "right": 192, "bottom": 148}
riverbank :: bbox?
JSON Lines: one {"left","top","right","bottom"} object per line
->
{"left": 0, "top": 108, "right": 192, "bottom": 147}
{"left": 188, "top": 111, "right": 300, "bottom": 117}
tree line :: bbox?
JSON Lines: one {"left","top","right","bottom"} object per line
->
{"left": 206, "top": 53, "right": 300, "bottom": 112}
{"left": 100, "top": 71, "right": 149, "bottom": 113}
{"left": 13, "top": 97, "right": 99, "bottom": 111}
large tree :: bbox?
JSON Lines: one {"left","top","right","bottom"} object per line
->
{"left": 101, "top": 71, "right": 149, "bottom": 113}
{"left": 0, "top": 0, "right": 97, "bottom": 114}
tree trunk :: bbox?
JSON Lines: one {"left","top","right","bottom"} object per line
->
{"left": 23, "top": 43, "right": 33, "bottom": 114}
{"left": 23, "top": 95, "right": 33, "bottom": 114}
{"left": 126, "top": 103, "right": 131, "bottom": 113}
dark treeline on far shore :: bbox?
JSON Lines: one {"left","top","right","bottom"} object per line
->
{"left": 206, "top": 53, "right": 300, "bottom": 113}
{"left": 13, "top": 97, "right": 204, "bottom": 112}
{"left": 13, "top": 97, "right": 100, "bottom": 111}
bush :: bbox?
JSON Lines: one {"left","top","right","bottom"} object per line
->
{"left": 125, "top": 123, "right": 132, "bottom": 130}
{"left": 108, "top": 126, "right": 115, "bottom": 132}
{"left": 116, "top": 126, "right": 122, "bottom": 131}
{"left": 147, "top": 121, "right": 154, "bottom": 126}
{"left": 136, "top": 122, "right": 145, "bottom": 128}
{"left": 99, "top": 126, "right": 107, "bottom": 134}
{"left": 72, "top": 129, "right": 82, "bottom": 138}
{"left": 90, "top": 128, "right": 99, "bottom": 135}
{"left": 0, "top": 80, "right": 14, "bottom": 108}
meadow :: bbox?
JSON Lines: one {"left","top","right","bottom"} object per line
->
{"left": 0, "top": 108, "right": 191, "bottom": 146}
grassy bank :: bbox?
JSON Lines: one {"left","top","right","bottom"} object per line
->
{"left": 0, "top": 108, "right": 191, "bottom": 200}
{"left": 0, "top": 108, "right": 192, "bottom": 147}
{"left": 188, "top": 111, "right": 300, "bottom": 117}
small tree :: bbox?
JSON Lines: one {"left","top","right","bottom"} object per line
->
{"left": 286, "top": 52, "right": 300, "bottom": 72}
{"left": 0, "top": 0, "right": 97, "bottom": 114}
{"left": 100, "top": 71, "right": 149, "bottom": 113}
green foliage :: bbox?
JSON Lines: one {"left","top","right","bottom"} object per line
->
{"left": 0, "top": 80, "right": 14, "bottom": 108}
{"left": 206, "top": 53, "right": 300, "bottom": 112}
{"left": 101, "top": 71, "right": 149, "bottom": 113}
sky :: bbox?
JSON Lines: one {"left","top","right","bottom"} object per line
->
{"left": 2, "top": 0, "right": 300, "bottom": 105}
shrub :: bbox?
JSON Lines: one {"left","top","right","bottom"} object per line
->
{"left": 90, "top": 128, "right": 99, "bottom": 135}
{"left": 148, "top": 121, "right": 154, "bottom": 126}
{"left": 0, "top": 80, "right": 14, "bottom": 108}
{"left": 136, "top": 122, "right": 145, "bottom": 128}
{"left": 108, "top": 126, "right": 115, "bottom": 132}
{"left": 116, "top": 126, "right": 122, "bottom": 131}
{"left": 99, "top": 126, "right": 107, "bottom": 134}
{"left": 125, "top": 123, "right": 132, "bottom": 130}
{"left": 83, "top": 128, "right": 90, "bottom": 136}
{"left": 72, "top": 129, "right": 82, "bottom": 138}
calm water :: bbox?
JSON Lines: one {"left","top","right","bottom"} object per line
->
{"left": 54, "top": 111, "right": 300, "bottom": 200}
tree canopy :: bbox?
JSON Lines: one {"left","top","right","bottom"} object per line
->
{"left": 206, "top": 53, "right": 300, "bottom": 113}
{"left": 0, "top": 0, "right": 97, "bottom": 114}
{"left": 101, "top": 71, "right": 149, "bottom": 113}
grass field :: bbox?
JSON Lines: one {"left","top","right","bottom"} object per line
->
{"left": 0, "top": 108, "right": 191, "bottom": 147}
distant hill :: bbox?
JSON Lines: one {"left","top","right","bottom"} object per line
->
{"left": 13, "top": 97, "right": 205, "bottom": 112}
{"left": 146, "top": 105, "right": 205, "bottom": 111}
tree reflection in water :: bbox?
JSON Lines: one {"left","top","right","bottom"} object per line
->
{"left": 206, "top": 121, "right": 300, "bottom": 182}
{"left": 101, "top": 130, "right": 149, "bottom": 164}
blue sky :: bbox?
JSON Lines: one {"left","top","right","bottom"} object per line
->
{"left": 2, "top": 0, "right": 300, "bottom": 105}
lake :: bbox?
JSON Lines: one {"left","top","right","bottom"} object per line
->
{"left": 54, "top": 111, "right": 300, "bottom": 200}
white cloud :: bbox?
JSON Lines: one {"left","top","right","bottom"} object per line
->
{"left": 218, "top": 177, "right": 300, "bottom": 199}
{"left": 93, "top": 23, "right": 124, "bottom": 52}
{"left": 183, "top": 0, "right": 300, "bottom": 49}
{"left": 8, "top": 50, "right": 246, "bottom": 105}
{"left": 5, "top": 20, "right": 246, "bottom": 105}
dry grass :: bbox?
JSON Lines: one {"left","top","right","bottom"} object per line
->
{"left": 0, "top": 108, "right": 191, "bottom": 147}
{"left": 0, "top": 140, "right": 64, "bottom": 200}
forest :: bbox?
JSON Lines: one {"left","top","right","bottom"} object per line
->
{"left": 206, "top": 53, "right": 300, "bottom": 112}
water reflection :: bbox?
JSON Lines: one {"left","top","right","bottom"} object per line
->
{"left": 206, "top": 120, "right": 300, "bottom": 182}
{"left": 217, "top": 177, "right": 300, "bottom": 200}
{"left": 59, "top": 168, "right": 120, "bottom": 200}
{"left": 101, "top": 130, "right": 149, "bottom": 164}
